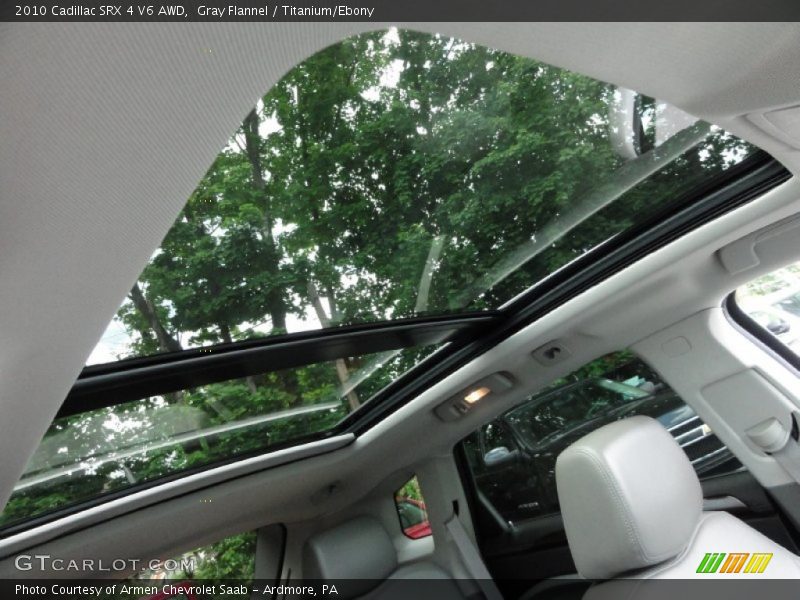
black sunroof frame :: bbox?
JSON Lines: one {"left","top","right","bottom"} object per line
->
{"left": 61, "top": 312, "right": 500, "bottom": 418}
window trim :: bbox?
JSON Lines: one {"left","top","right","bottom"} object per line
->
{"left": 724, "top": 292, "right": 800, "bottom": 373}
{"left": 0, "top": 434, "right": 354, "bottom": 545}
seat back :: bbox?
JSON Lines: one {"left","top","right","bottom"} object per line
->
{"left": 303, "top": 516, "right": 398, "bottom": 597}
{"left": 556, "top": 416, "right": 800, "bottom": 579}
{"left": 303, "top": 516, "right": 464, "bottom": 599}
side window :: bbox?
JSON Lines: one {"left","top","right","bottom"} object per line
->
{"left": 117, "top": 531, "right": 257, "bottom": 600}
{"left": 734, "top": 259, "right": 800, "bottom": 358}
{"left": 461, "top": 351, "right": 742, "bottom": 525}
{"left": 394, "top": 476, "right": 432, "bottom": 539}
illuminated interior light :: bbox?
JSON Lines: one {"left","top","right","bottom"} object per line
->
{"left": 464, "top": 386, "right": 491, "bottom": 404}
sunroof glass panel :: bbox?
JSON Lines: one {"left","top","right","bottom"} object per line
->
{"left": 1, "top": 344, "right": 435, "bottom": 530}
{"left": 88, "top": 28, "right": 756, "bottom": 366}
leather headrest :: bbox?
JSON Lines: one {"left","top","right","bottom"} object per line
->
{"left": 556, "top": 416, "right": 703, "bottom": 579}
{"left": 303, "top": 516, "right": 397, "bottom": 597}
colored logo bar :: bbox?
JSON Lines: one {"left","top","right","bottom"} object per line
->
{"left": 696, "top": 552, "right": 773, "bottom": 574}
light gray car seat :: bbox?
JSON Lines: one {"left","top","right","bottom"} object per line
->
{"left": 555, "top": 416, "right": 800, "bottom": 580}
{"left": 303, "top": 516, "right": 466, "bottom": 599}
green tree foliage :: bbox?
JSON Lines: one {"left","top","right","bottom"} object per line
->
{"left": 100, "top": 532, "right": 257, "bottom": 600}
{"left": 113, "top": 28, "right": 749, "bottom": 352}
{"left": 1, "top": 28, "right": 754, "bottom": 557}
{"left": 397, "top": 475, "right": 424, "bottom": 502}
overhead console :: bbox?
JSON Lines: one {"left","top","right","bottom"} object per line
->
{"left": 748, "top": 105, "right": 800, "bottom": 152}
{"left": 718, "top": 211, "right": 800, "bottom": 275}
{"left": 434, "top": 372, "right": 516, "bottom": 422}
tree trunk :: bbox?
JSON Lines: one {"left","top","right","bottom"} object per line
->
{"left": 308, "top": 280, "right": 360, "bottom": 411}
{"left": 242, "top": 109, "right": 300, "bottom": 404}
{"left": 128, "top": 282, "right": 184, "bottom": 403}
{"left": 129, "top": 282, "right": 183, "bottom": 353}
{"left": 243, "top": 108, "right": 291, "bottom": 336}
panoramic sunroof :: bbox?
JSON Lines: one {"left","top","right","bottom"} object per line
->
{"left": 88, "top": 27, "right": 754, "bottom": 366}
{"left": 3, "top": 28, "right": 765, "bottom": 532}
